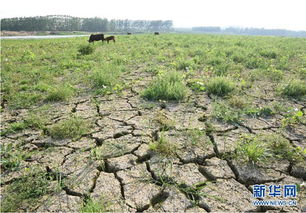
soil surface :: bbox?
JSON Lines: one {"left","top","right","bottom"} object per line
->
{"left": 1, "top": 77, "right": 305, "bottom": 212}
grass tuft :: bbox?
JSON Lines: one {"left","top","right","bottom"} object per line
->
{"left": 234, "top": 133, "right": 305, "bottom": 164}
{"left": 48, "top": 115, "right": 90, "bottom": 139}
{"left": 80, "top": 197, "right": 111, "bottom": 212}
{"left": 142, "top": 71, "right": 187, "bottom": 101}
{"left": 45, "top": 84, "right": 75, "bottom": 102}
{"left": 206, "top": 77, "right": 235, "bottom": 97}
{"left": 281, "top": 80, "right": 306, "bottom": 99}
{"left": 90, "top": 63, "right": 122, "bottom": 94}
{"left": 149, "top": 132, "right": 178, "bottom": 157}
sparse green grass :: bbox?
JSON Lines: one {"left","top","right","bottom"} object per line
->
{"left": 245, "top": 106, "right": 275, "bottom": 118}
{"left": 149, "top": 132, "right": 178, "bottom": 157}
{"left": 45, "top": 84, "right": 75, "bottom": 102}
{"left": 206, "top": 77, "right": 235, "bottom": 97}
{"left": 228, "top": 95, "right": 248, "bottom": 109}
{"left": 281, "top": 110, "right": 305, "bottom": 128}
{"left": 2, "top": 34, "right": 305, "bottom": 110}
{"left": 153, "top": 110, "right": 176, "bottom": 130}
{"left": 212, "top": 101, "right": 242, "bottom": 123}
{"left": 1, "top": 110, "right": 49, "bottom": 136}
{"left": 1, "top": 167, "right": 54, "bottom": 212}
{"left": 234, "top": 133, "right": 305, "bottom": 164}
{"left": 48, "top": 115, "right": 91, "bottom": 139}
{"left": 186, "top": 79, "right": 206, "bottom": 92}
{"left": 212, "top": 99, "right": 280, "bottom": 124}
{"left": 280, "top": 80, "right": 306, "bottom": 99}
{"left": 80, "top": 197, "right": 111, "bottom": 212}
{"left": 24, "top": 112, "right": 49, "bottom": 129}
{"left": 235, "top": 135, "right": 267, "bottom": 163}
{"left": 0, "top": 143, "right": 33, "bottom": 172}
{"left": 186, "top": 129, "right": 206, "bottom": 146}
{"left": 90, "top": 63, "right": 123, "bottom": 94}
{"left": 151, "top": 174, "right": 207, "bottom": 203}
{"left": 142, "top": 71, "right": 188, "bottom": 101}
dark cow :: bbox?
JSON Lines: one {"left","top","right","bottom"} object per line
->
{"left": 104, "top": 36, "right": 115, "bottom": 43}
{"left": 127, "top": 32, "right": 132, "bottom": 35}
{"left": 154, "top": 32, "right": 160, "bottom": 35}
{"left": 88, "top": 34, "right": 104, "bottom": 43}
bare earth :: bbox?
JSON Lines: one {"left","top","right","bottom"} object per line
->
{"left": 1, "top": 65, "right": 306, "bottom": 212}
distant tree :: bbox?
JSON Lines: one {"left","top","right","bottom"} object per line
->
{"left": 1, "top": 15, "right": 174, "bottom": 33}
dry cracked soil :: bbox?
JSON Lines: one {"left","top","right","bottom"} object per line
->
{"left": 1, "top": 68, "right": 306, "bottom": 212}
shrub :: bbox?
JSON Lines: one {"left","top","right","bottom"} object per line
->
{"left": 78, "top": 44, "right": 95, "bottom": 55}
{"left": 142, "top": 71, "right": 187, "bottom": 101}
{"left": 206, "top": 77, "right": 235, "bottom": 97}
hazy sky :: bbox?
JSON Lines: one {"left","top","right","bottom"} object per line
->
{"left": 1, "top": 0, "right": 305, "bottom": 30}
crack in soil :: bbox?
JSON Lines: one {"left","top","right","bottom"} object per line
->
{"left": 114, "top": 172, "right": 126, "bottom": 200}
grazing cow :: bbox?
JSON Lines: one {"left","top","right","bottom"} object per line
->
{"left": 127, "top": 32, "right": 132, "bottom": 35}
{"left": 88, "top": 34, "right": 104, "bottom": 43}
{"left": 154, "top": 32, "right": 160, "bottom": 35}
{"left": 104, "top": 36, "right": 115, "bottom": 43}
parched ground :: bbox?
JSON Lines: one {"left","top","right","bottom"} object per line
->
{"left": 1, "top": 34, "right": 306, "bottom": 212}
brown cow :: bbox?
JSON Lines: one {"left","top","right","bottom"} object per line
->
{"left": 104, "top": 36, "right": 115, "bottom": 43}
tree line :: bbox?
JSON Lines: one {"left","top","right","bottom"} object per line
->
{"left": 1, "top": 15, "right": 173, "bottom": 32}
{"left": 192, "top": 26, "right": 306, "bottom": 37}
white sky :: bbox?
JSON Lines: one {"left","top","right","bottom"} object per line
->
{"left": 1, "top": 0, "right": 305, "bottom": 31}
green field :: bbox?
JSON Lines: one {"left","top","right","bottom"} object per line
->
{"left": 1, "top": 34, "right": 306, "bottom": 212}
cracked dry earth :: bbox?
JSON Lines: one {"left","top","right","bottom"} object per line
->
{"left": 1, "top": 70, "right": 306, "bottom": 212}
